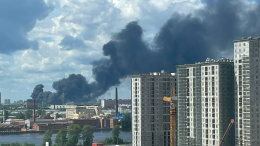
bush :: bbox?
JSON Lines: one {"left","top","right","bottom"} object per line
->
{"left": 23, "top": 142, "right": 35, "bottom": 146}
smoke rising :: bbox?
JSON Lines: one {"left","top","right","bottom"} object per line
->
{"left": 32, "top": 0, "right": 260, "bottom": 104}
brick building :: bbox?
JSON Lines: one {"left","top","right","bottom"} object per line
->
{"left": 109, "top": 119, "right": 118, "bottom": 128}
{"left": 68, "top": 119, "right": 101, "bottom": 128}
{"left": 33, "top": 123, "right": 67, "bottom": 131}
{"left": 0, "top": 124, "right": 21, "bottom": 132}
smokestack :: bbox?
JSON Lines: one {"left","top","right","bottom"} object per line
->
{"left": 33, "top": 99, "right": 36, "bottom": 124}
{"left": 115, "top": 87, "right": 118, "bottom": 117}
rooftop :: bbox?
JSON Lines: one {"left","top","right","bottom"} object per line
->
{"left": 132, "top": 70, "right": 175, "bottom": 77}
{"left": 234, "top": 36, "right": 260, "bottom": 42}
{"left": 177, "top": 57, "right": 233, "bottom": 67}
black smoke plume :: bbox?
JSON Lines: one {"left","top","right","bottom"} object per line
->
{"left": 32, "top": 0, "right": 260, "bottom": 104}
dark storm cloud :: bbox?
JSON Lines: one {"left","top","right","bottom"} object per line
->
{"left": 0, "top": 0, "right": 53, "bottom": 54}
{"left": 32, "top": 0, "right": 260, "bottom": 103}
{"left": 59, "top": 35, "right": 87, "bottom": 50}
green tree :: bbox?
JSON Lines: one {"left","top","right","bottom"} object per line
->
{"left": 3, "top": 110, "right": 9, "bottom": 121}
{"left": 10, "top": 142, "right": 21, "bottom": 146}
{"left": 25, "top": 110, "right": 33, "bottom": 119}
{"left": 16, "top": 112, "right": 25, "bottom": 119}
{"left": 112, "top": 125, "right": 120, "bottom": 139}
{"left": 66, "top": 124, "right": 81, "bottom": 146}
{"left": 23, "top": 142, "right": 35, "bottom": 146}
{"left": 81, "top": 125, "right": 94, "bottom": 146}
{"left": 42, "top": 130, "right": 52, "bottom": 146}
{"left": 37, "top": 109, "right": 46, "bottom": 115}
{"left": 54, "top": 128, "right": 67, "bottom": 146}
{"left": 55, "top": 113, "right": 62, "bottom": 118}
{"left": 119, "top": 113, "right": 131, "bottom": 131}
{"left": 1, "top": 144, "right": 10, "bottom": 146}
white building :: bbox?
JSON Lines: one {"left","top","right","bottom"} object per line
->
{"left": 177, "top": 58, "right": 235, "bottom": 146}
{"left": 234, "top": 37, "right": 260, "bottom": 146}
{"left": 49, "top": 105, "right": 66, "bottom": 109}
{"left": 132, "top": 71, "right": 175, "bottom": 146}
{"left": 65, "top": 105, "right": 102, "bottom": 119}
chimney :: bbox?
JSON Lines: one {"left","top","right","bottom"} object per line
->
{"left": 33, "top": 99, "right": 36, "bottom": 124}
{"left": 115, "top": 87, "right": 118, "bottom": 117}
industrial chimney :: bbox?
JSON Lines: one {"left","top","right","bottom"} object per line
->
{"left": 115, "top": 87, "right": 118, "bottom": 117}
{"left": 33, "top": 99, "right": 36, "bottom": 124}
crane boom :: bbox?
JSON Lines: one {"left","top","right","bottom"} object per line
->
{"left": 219, "top": 119, "right": 234, "bottom": 146}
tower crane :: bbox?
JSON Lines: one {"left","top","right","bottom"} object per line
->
{"left": 163, "top": 85, "right": 177, "bottom": 146}
{"left": 219, "top": 119, "right": 234, "bottom": 146}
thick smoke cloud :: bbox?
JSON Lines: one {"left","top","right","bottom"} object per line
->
{"left": 0, "top": 0, "right": 53, "bottom": 54}
{"left": 32, "top": 0, "right": 260, "bottom": 103}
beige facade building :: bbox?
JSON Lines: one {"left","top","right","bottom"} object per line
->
{"left": 65, "top": 105, "right": 102, "bottom": 119}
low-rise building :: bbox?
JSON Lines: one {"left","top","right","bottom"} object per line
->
{"left": 33, "top": 123, "right": 67, "bottom": 131}
{"left": 68, "top": 119, "right": 100, "bottom": 128}
{"left": 100, "top": 118, "right": 110, "bottom": 128}
{"left": 25, "top": 119, "right": 56, "bottom": 129}
{"left": 110, "top": 119, "right": 118, "bottom": 128}
{"left": 0, "top": 124, "right": 21, "bottom": 132}
{"left": 101, "top": 99, "right": 131, "bottom": 108}
{"left": 66, "top": 105, "right": 102, "bottom": 119}
{"left": 23, "top": 100, "right": 38, "bottom": 109}
{"left": 49, "top": 105, "right": 66, "bottom": 109}
{"left": 73, "top": 112, "right": 90, "bottom": 119}
{"left": 100, "top": 118, "right": 118, "bottom": 128}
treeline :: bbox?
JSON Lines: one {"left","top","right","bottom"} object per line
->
{"left": 1, "top": 124, "right": 128, "bottom": 146}
{"left": 1, "top": 142, "right": 35, "bottom": 146}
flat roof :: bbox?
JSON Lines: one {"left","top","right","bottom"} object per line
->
{"left": 177, "top": 57, "right": 233, "bottom": 67}
{"left": 234, "top": 37, "right": 260, "bottom": 42}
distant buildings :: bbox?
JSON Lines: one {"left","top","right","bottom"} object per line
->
{"left": 99, "top": 118, "right": 118, "bottom": 128}
{"left": 177, "top": 58, "right": 235, "bottom": 146}
{"left": 49, "top": 105, "right": 66, "bottom": 109}
{"left": 33, "top": 123, "right": 66, "bottom": 131}
{"left": 132, "top": 71, "right": 175, "bottom": 146}
{"left": 65, "top": 105, "right": 102, "bottom": 119}
{"left": 0, "top": 92, "right": 1, "bottom": 105}
{"left": 234, "top": 37, "right": 260, "bottom": 145}
{"left": 13, "top": 100, "right": 23, "bottom": 104}
{"left": 101, "top": 99, "right": 131, "bottom": 108}
{"left": 23, "top": 100, "right": 38, "bottom": 109}
{"left": 4, "top": 99, "right": 10, "bottom": 105}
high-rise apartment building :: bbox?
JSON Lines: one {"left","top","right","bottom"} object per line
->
{"left": 234, "top": 37, "right": 260, "bottom": 146}
{"left": 177, "top": 58, "right": 235, "bottom": 146}
{"left": 132, "top": 71, "right": 175, "bottom": 146}
{"left": 4, "top": 99, "right": 10, "bottom": 105}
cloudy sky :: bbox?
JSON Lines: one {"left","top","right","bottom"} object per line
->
{"left": 0, "top": 0, "right": 259, "bottom": 103}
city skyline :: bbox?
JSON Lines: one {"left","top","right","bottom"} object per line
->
{"left": 1, "top": 0, "right": 260, "bottom": 103}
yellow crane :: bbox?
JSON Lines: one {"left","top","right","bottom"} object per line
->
{"left": 163, "top": 85, "right": 177, "bottom": 146}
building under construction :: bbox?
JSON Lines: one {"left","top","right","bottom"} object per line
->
{"left": 176, "top": 58, "right": 235, "bottom": 146}
{"left": 131, "top": 71, "right": 175, "bottom": 146}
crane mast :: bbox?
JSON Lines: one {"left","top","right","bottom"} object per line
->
{"left": 163, "top": 85, "right": 177, "bottom": 146}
